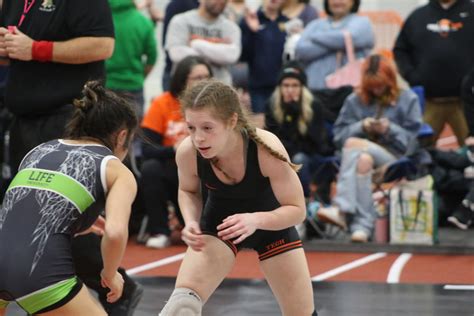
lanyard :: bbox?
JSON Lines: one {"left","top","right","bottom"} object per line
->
{"left": 18, "top": 0, "right": 36, "bottom": 27}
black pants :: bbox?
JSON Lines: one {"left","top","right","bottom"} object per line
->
{"left": 72, "top": 234, "right": 136, "bottom": 303}
{"left": 8, "top": 106, "right": 73, "bottom": 172}
{"left": 139, "top": 158, "right": 182, "bottom": 236}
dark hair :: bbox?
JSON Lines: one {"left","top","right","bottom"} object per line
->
{"left": 180, "top": 79, "right": 301, "bottom": 172}
{"left": 64, "top": 81, "right": 139, "bottom": 151}
{"left": 324, "top": 0, "right": 360, "bottom": 16}
{"left": 169, "top": 56, "right": 213, "bottom": 98}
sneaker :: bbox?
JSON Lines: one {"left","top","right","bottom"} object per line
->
{"left": 317, "top": 206, "right": 347, "bottom": 230}
{"left": 351, "top": 230, "right": 369, "bottom": 243}
{"left": 447, "top": 205, "right": 473, "bottom": 230}
{"left": 146, "top": 234, "right": 171, "bottom": 249}
{"left": 105, "top": 283, "right": 144, "bottom": 316}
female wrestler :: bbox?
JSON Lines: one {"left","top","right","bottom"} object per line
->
{"left": 159, "top": 79, "right": 317, "bottom": 315}
{"left": 0, "top": 81, "right": 138, "bottom": 315}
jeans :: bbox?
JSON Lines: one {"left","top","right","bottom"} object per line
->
{"left": 292, "top": 152, "right": 325, "bottom": 198}
{"left": 334, "top": 141, "right": 396, "bottom": 234}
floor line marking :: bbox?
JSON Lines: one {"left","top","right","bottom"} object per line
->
{"left": 126, "top": 252, "right": 186, "bottom": 275}
{"left": 311, "top": 252, "right": 387, "bottom": 281}
{"left": 444, "top": 285, "right": 474, "bottom": 291}
{"left": 387, "top": 253, "right": 412, "bottom": 284}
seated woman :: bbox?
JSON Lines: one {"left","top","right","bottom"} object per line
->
{"left": 0, "top": 81, "right": 138, "bottom": 315}
{"left": 265, "top": 61, "right": 333, "bottom": 198}
{"left": 140, "top": 56, "right": 212, "bottom": 249}
{"left": 318, "top": 54, "right": 422, "bottom": 242}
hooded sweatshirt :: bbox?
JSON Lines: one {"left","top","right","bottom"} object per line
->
{"left": 106, "top": 0, "right": 157, "bottom": 91}
{"left": 394, "top": 0, "right": 474, "bottom": 98}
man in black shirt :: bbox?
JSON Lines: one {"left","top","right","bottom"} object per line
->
{"left": 393, "top": 0, "right": 474, "bottom": 146}
{"left": 0, "top": 1, "right": 142, "bottom": 315}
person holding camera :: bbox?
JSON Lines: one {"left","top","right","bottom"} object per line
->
{"left": 317, "top": 54, "right": 422, "bottom": 242}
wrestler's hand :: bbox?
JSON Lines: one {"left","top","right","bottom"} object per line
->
{"left": 181, "top": 220, "right": 205, "bottom": 251}
{"left": 217, "top": 213, "right": 258, "bottom": 244}
{"left": 74, "top": 215, "right": 106, "bottom": 237}
{"left": 100, "top": 270, "right": 124, "bottom": 303}
{"left": 4, "top": 27, "right": 33, "bottom": 61}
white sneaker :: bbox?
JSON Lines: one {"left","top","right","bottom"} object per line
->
{"left": 351, "top": 230, "right": 369, "bottom": 243}
{"left": 146, "top": 234, "right": 171, "bottom": 249}
{"left": 317, "top": 206, "right": 347, "bottom": 230}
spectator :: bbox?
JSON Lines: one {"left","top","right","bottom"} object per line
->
{"left": 439, "top": 67, "right": 474, "bottom": 230}
{"left": 393, "top": 0, "right": 474, "bottom": 146}
{"left": 161, "top": 0, "right": 199, "bottom": 91}
{"left": 0, "top": 1, "right": 143, "bottom": 314}
{"left": 165, "top": 0, "right": 241, "bottom": 85}
{"left": 224, "top": 0, "right": 249, "bottom": 92}
{"left": 295, "top": 0, "right": 374, "bottom": 91}
{"left": 106, "top": 0, "right": 158, "bottom": 120}
{"left": 282, "top": 0, "right": 319, "bottom": 27}
{"left": 240, "top": 0, "right": 288, "bottom": 127}
{"left": 318, "top": 55, "right": 422, "bottom": 242}
{"left": 140, "top": 56, "right": 213, "bottom": 249}
{"left": 265, "top": 61, "right": 333, "bottom": 198}
{"left": 429, "top": 136, "right": 474, "bottom": 230}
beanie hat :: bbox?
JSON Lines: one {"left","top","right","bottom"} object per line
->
{"left": 278, "top": 61, "right": 307, "bottom": 86}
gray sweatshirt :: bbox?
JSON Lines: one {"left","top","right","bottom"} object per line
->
{"left": 333, "top": 89, "right": 423, "bottom": 156}
{"left": 295, "top": 14, "right": 374, "bottom": 91}
{"left": 165, "top": 9, "right": 241, "bottom": 85}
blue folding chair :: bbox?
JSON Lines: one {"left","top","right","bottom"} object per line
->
{"left": 411, "top": 85, "right": 434, "bottom": 139}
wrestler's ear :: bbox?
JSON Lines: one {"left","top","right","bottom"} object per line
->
{"left": 116, "top": 129, "right": 128, "bottom": 149}
{"left": 228, "top": 112, "right": 238, "bottom": 130}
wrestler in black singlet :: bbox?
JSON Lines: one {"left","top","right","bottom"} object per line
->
{"left": 197, "top": 135, "right": 303, "bottom": 260}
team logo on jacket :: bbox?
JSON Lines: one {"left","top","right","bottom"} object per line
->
{"left": 426, "top": 19, "right": 463, "bottom": 37}
{"left": 40, "top": 0, "right": 56, "bottom": 12}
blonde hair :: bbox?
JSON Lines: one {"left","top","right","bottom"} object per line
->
{"left": 270, "top": 86, "right": 314, "bottom": 136}
{"left": 180, "top": 79, "right": 301, "bottom": 172}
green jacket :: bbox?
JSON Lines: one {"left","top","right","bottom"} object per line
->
{"left": 106, "top": 0, "right": 157, "bottom": 90}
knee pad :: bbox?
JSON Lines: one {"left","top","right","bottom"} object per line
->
{"left": 159, "top": 287, "right": 202, "bottom": 316}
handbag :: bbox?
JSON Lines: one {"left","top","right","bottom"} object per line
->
{"left": 389, "top": 175, "right": 438, "bottom": 245}
{"left": 325, "top": 31, "right": 364, "bottom": 89}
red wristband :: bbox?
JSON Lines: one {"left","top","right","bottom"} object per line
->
{"left": 32, "top": 41, "right": 53, "bottom": 62}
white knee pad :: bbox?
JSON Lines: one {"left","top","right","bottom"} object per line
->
{"left": 159, "top": 288, "right": 202, "bottom": 316}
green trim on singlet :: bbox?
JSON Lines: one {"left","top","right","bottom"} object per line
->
{"left": 17, "top": 277, "right": 78, "bottom": 314}
{"left": 7, "top": 168, "right": 95, "bottom": 213}
{"left": 0, "top": 298, "right": 8, "bottom": 308}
